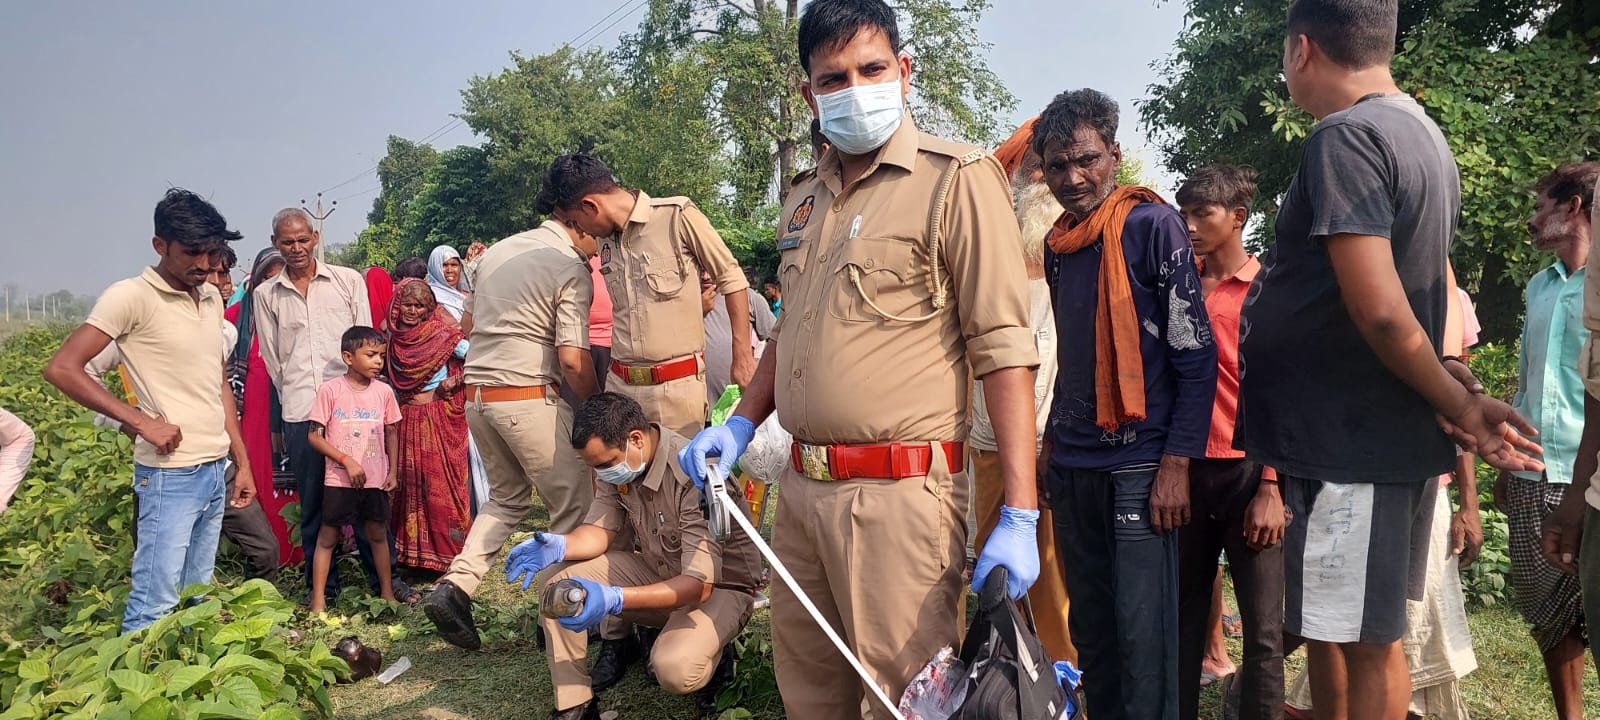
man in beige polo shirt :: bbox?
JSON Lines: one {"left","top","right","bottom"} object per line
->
{"left": 423, "top": 212, "right": 601, "bottom": 651}
{"left": 45, "top": 189, "right": 254, "bottom": 633}
{"left": 542, "top": 153, "right": 755, "bottom": 438}
{"left": 680, "top": 2, "right": 1042, "bottom": 716}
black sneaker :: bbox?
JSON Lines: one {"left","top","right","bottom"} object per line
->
{"left": 696, "top": 643, "right": 738, "bottom": 717}
{"left": 589, "top": 636, "right": 642, "bottom": 693}
{"left": 551, "top": 699, "right": 600, "bottom": 720}
{"left": 423, "top": 580, "right": 481, "bottom": 651}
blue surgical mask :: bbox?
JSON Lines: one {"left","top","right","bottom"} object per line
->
{"left": 595, "top": 441, "right": 646, "bottom": 486}
{"left": 815, "top": 78, "right": 905, "bottom": 156}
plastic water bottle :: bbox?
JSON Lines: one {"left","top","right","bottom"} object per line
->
{"left": 376, "top": 656, "right": 411, "bottom": 685}
{"left": 540, "top": 578, "right": 588, "bottom": 619}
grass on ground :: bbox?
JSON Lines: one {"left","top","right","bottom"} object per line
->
{"left": 179, "top": 490, "right": 1600, "bottom": 719}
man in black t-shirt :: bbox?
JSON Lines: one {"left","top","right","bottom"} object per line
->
{"left": 1237, "top": 1, "right": 1542, "bottom": 717}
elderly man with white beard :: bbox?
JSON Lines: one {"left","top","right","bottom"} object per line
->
{"left": 967, "top": 118, "right": 1077, "bottom": 664}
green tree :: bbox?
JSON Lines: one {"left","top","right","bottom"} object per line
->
{"left": 629, "top": 0, "right": 1016, "bottom": 213}
{"left": 1140, "top": 0, "right": 1600, "bottom": 342}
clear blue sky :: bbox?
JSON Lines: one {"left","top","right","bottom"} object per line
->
{"left": 0, "top": 0, "right": 1186, "bottom": 296}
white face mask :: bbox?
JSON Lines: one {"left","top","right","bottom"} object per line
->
{"left": 595, "top": 440, "right": 645, "bottom": 486}
{"left": 815, "top": 78, "right": 905, "bottom": 156}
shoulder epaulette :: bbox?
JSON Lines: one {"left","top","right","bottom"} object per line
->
{"left": 650, "top": 196, "right": 693, "bottom": 208}
{"left": 790, "top": 167, "right": 818, "bottom": 187}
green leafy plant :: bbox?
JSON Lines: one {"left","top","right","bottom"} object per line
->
{"left": 0, "top": 328, "right": 355, "bottom": 717}
{"left": 1, "top": 581, "right": 349, "bottom": 719}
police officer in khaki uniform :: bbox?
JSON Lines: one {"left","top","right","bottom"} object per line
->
{"left": 682, "top": 2, "right": 1043, "bottom": 716}
{"left": 504, "top": 393, "right": 761, "bottom": 720}
{"left": 542, "top": 153, "right": 756, "bottom": 438}
{"left": 423, "top": 215, "right": 601, "bottom": 651}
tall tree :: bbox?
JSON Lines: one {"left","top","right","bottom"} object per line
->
{"left": 1141, "top": 0, "right": 1600, "bottom": 341}
{"left": 632, "top": 0, "right": 1016, "bottom": 212}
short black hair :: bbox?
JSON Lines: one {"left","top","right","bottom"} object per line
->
{"left": 1031, "top": 89, "right": 1119, "bottom": 158}
{"left": 797, "top": 0, "right": 900, "bottom": 74}
{"left": 1536, "top": 162, "right": 1600, "bottom": 215}
{"left": 541, "top": 154, "right": 622, "bottom": 212}
{"left": 392, "top": 257, "right": 428, "bottom": 280}
{"left": 1176, "top": 164, "right": 1260, "bottom": 212}
{"left": 809, "top": 117, "right": 828, "bottom": 158}
{"left": 153, "top": 188, "right": 243, "bottom": 250}
{"left": 1287, "top": 0, "right": 1397, "bottom": 69}
{"left": 212, "top": 244, "right": 238, "bottom": 271}
{"left": 570, "top": 392, "right": 650, "bottom": 450}
{"left": 340, "top": 326, "right": 386, "bottom": 354}
{"left": 764, "top": 276, "right": 781, "bottom": 289}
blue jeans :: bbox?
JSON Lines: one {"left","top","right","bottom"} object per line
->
{"left": 123, "top": 457, "right": 228, "bottom": 633}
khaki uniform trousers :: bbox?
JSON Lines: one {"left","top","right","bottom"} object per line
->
{"left": 970, "top": 448, "right": 1077, "bottom": 664}
{"left": 770, "top": 443, "right": 968, "bottom": 719}
{"left": 544, "top": 551, "right": 755, "bottom": 710}
{"left": 442, "top": 394, "right": 592, "bottom": 595}
{"left": 606, "top": 359, "right": 708, "bottom": 437}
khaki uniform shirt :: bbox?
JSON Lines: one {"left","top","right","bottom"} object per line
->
{"left": 253, "top": 261, "right": 370, "bottom": 423}
{"left": 85, "top": 267, "right": 229, "bottom": 468}
{"left": 584, "top": 427, "right": 762, "bottom": 591}
{"left": 770, "top": 115, "right": 1038, "bottom": 444}
{"left": 598, "top": 191, "right": 748, "bottom": 366}
{"left": 464, "top": 220, "right": 593, "bottom": 388}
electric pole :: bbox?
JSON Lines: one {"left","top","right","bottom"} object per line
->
{"left": 301, "top": 193, "right": 337, "bottom": 264}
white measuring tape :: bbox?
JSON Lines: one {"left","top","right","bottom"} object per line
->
{"left": 707, "top": 468, "right": 910, "bottom": 720}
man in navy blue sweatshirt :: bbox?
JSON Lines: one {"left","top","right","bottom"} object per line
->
{"left": 1035, "top": 88, "right": 1217, "bottom": 720}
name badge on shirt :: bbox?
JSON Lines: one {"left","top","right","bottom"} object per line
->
{"left": 778, "top": 235, "right": 802, "bottom": 251}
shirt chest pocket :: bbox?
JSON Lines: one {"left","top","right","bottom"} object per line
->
{"left": 641, "top": 251, "right": 688, "bottom": 299}
{"left": 828, "top": 236, "right": 932, "bottom": 323}
{"left": 778, "top": 246, "right": 808, "bottom": 299}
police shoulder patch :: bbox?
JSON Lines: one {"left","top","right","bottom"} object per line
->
{"left": 787, "top": 195, "right": 815, "bottom": 233}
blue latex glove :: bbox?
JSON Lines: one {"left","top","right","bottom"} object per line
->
{"left": 678, "top": 415, "right": 757, "bottom": 490}
{"left": 505, "top": 532, "right": 567, "bottom": 591}
{"left": 971, "top": 505, "right": 1040, "bottom": 600}
{"left": 1054, "top": 660, "right": 1082, "bottom": 716}
{"left": 557, "top": 578, "right": 624, "bottom": 633}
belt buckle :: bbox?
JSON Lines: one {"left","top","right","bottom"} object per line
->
{"left": 625, "top": 366, "right": 653, "bottom": 386}
{"left": 797, "top": 444, "right": 834, "bottom": 482}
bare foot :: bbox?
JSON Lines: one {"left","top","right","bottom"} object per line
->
{"left": 381, "top": 592, "right": 397, "bottom": 603}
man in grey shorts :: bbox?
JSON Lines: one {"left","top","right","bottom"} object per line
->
{"left": 1236, "top": 0, "right": 1542, "bottom": 716}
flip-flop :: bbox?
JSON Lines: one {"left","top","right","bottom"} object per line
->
{"left": 1199, "top": 669, "right": 1235, "bottom": 687}
{"left": 393, "top": 578, "right": 422, "bottom": 606}
{"left": 1222, "top": 612, "right": 1243, "bottom": 638}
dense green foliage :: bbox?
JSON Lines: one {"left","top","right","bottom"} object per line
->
{"left": 0, "top": 327, "right": 349, "bottom": 718}
{"left": 1140, "top": 0, "right": 1600, "bottom": 342}
{"left": 335, "top": 0, "right": 1013, "bottom": 278}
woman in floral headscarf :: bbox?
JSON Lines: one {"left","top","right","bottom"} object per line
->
{"left": 386, "top": 279, "right": 473, "bottom": 572}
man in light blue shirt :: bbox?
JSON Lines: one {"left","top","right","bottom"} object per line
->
{"left": 1499, "top": 162, "right": 1597, "bottom": 718}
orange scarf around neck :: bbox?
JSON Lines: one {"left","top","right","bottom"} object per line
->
{"left": 1048, "top": 185, "right": 1166, "bottom": 431}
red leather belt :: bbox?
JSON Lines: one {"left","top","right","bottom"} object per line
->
{"left": 610, "top": 355, "right": 700, "bottom": 386}
{"left": 790, "top": 441, "right": 964, "bottom": 481}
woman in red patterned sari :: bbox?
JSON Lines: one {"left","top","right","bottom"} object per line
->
{"left": 386, "top": 279, "right": 472, "bottom": 573}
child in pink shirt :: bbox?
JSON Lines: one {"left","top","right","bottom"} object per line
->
{"left": 308, "top": 327, "right": 402, "bottom": 612}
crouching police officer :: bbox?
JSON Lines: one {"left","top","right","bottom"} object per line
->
{"left": 506, "top": 392, "right": 762, "bottom": 720}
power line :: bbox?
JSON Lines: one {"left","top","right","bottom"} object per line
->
{"left": 335, "top": 184, "right": 384, "bottom": 203}
{"left": 577, "top": 0, "right": 649, "bottom": 49}
{"left": 317, "top": 117, "right": 465, "bottom": 195}
{"left": 566, "top": 0, "right": 642, "bottom": 48}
